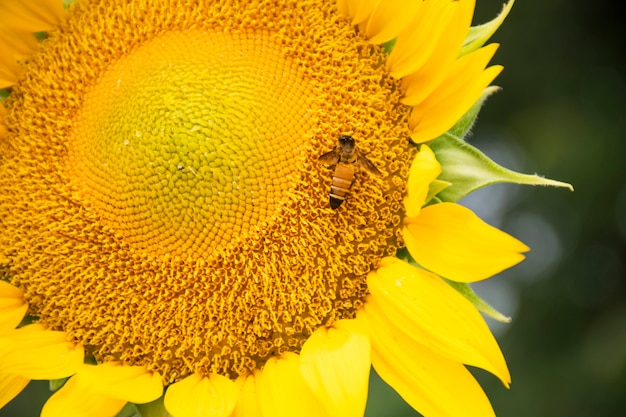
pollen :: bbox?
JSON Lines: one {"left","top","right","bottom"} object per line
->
{"left": 0, "top": 0, "right": 414, "bottom": 383}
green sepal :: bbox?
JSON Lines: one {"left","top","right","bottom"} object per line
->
{"left": 115, "top": 403, "right": 140, "bottom": 417}
{"left": 395, "top": 247, "right": 412, "bottom": 263}
{"left": 431, "top": 132, "right": 573, "bottom": 202}
{"left": 383, "top": 38, "right": 397, "bottom": 54}
{"left": 49, "top": 377, "right": 68, "bottom": 392}
{"left": 427, "top": 179, "right": 451, "bottom": 203}
{"left": 445, "top": 280, "right": 512, "bottom": 323}
{"left": 448, "top": 85, "right": 501, "bottom": 140}
{"left": 429, "top": 85, "right": 573, "bottom": 202}
{"left": 460, "top": 0, "right": 515, "bottom": 57}
{"left": 134, "top": 396, "right": 172, "bottom": 417}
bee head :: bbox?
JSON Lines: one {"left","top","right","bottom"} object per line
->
{"left": 338, "top": 135, "right": 355, "bottom": 149}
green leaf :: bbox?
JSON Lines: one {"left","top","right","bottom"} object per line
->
{"left": 445, "top": 281, "right": 512, "bottom": 323}
{"left": 430, "top": 132, "right": 573, "bottom": 202}
{"left": 460, "top": 0, "right": 515, "bottom": 56}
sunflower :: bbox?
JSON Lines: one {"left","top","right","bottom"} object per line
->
{"left": 0, "top": 0, "right": 572, "bottom": 416}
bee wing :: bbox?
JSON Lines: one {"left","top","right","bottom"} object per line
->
{"left": 357, "top": 153, "right": 382, "bottom": 176}
{"left": 319, "top": 148, "right": 340, "bottom": 167}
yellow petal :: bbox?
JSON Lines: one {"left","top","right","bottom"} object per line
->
{"left": 232, "top": 372, "right": 262, "bottom": 417}
{"left": 0, "top": 27, "right": 39, "bottom": 88}
{"left": 76, "top": 362, "right": 163, "bottom": 403}
{"left": 0, "top": 28, "right": 38, "bottom": 59}
{"left": 399, "top": 0, "right": 475, "bottom": 106}
{"left": 42, "top": 372, "right": 125, "bottom": 417}
{"left": 408, "top": 66, "right": 502, "bottom": 143}
{"left": 407, "top": 43, "right": 504, "bottom": 143}
{"left": 0, "top": 324, "right": 83, "bottom": 380}
{"left": 257, "top": 353, "right": 329, "bottom": 417}
{"left": 164, "top": 373, "right": 238, "bottom": 417}
{"left": 337, "top": 0, "right": 379, "bottom": 25}
{"left": 360, "top": 304, "right": 497, "bottom": 417}
{"left": 364, "top": 0, "right": 423, "bottom": 44}
{"left": 404, "top": 202, "right": 529, "bottom": 282}
{"left": 367, "top": 257, "right": 510, "bottom": 384}
{"left": 387, "top": 0, "right": 457, "bottom": 78}
{"left": 0, "top": 372, "right": 29, "bottom": 409}
{"left": 299, "top": 319, "right": 371, "bottom": 417}
{"left": 404, "top": 145, "right": 441, "bottom": 217}
{"left": 0, "top": 51, "right": 20, "bottom": 89}
{"left": 0, "top": 281, "right": 28, "bottom": 331}
{"left": 406, "top": 43, "right": 500, "bottom": 108}
{"left": 0, "top": 0, "right": 66, "bottom": 32}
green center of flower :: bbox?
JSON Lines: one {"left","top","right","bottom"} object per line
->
{"left": 67, "top": 30, "right": 312, "bottom": 257}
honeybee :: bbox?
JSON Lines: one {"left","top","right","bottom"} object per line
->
{"left": 318, "top": 135, "right": 382, "bottom": 209}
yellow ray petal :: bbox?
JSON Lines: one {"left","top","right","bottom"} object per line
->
{"left": 232, "top": 372, "right": 262, "bottom": 417}
{"left": 364, "top": 0, "right": 423, "bottom": 44}
{"left": 404, "top": 202, "right": 529, "bottom": 282}
{"left": 164, "top": 373, "right": 238, "bottom": 417}
{"left": 367, "top": 257, "right": 510, "bottom": 384}
{"left": 405, "top": 43, "right": 500, "bottom": 108}
{"left": 0, "top": 324, "right": 83, "bottom": 380}
{"left": 387, "top": 0, "right": 457, "bottom": 78}
{"left": 43, "top": 363, "right": 163, "bottom": 417}
{"left": 0, "top": 52, "right": 20, "bottom": 89}
{"left": 42, "top": 385, "right": 124, "bottom": 417}
{"left": 299, "top": 319, "right": 371, "bottom": 417}
{"left": 407, "top": 64, "right": 503, "bottom": 143}
{"left": 258, "top": 353, "right": 329, "bottom": 417}
{"left": 42, "top": 372, "right": 125, "bottom": 417}
{"left": 0, "top": 0, "right": 66, "bottom": 32}
{"left": 337, "top": 0, "right": 379, "bottom": 25}
{"left": 399, "top": 0, "right": 475, "bottom": 106}
{"left": 407, "top": 45, "right": 503, "bottom": 143}
{"left": 360, "top": 304, "right": 497, "bottom": 417}
{"left": 0, "top": 27, "right": 40, "bottom": 88}
{"left": 0, "top": 281, "right": 28, "bottom": 331}
{"left": 0, "top": 28, "right": 38, "bottom": 59}
{"left": 0, "top": 372, "right": 30, "bottom": 409}
{"left": 404, "top": 145, "right": 441, "bottom": 217}
{"left": 72, "top": 362, "right": 163, "bottom": 404}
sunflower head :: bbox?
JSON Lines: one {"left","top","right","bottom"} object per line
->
{"left": 1, "top": 0, "right": 417, "bottom": 383}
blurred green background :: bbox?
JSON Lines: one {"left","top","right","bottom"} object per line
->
{"left": 2, "top": 0, "right": 624, "bottom": 416}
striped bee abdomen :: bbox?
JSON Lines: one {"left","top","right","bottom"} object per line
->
{"left": 329, "top": 163, "right": 356, "bottom": 209}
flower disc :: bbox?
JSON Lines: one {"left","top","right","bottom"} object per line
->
{"left": 66, "top": 29, "right": 313, "bottom": 257}
{"left": 0, "top": 0, "right": 414, "bottom": 382}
